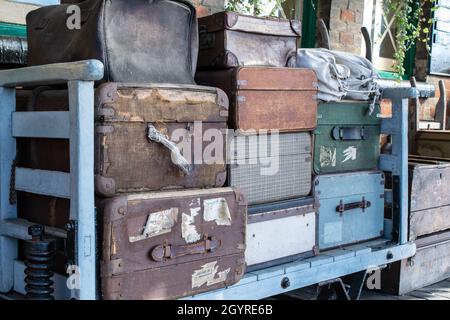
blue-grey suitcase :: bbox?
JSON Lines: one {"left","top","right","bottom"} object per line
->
{"left": 314, "top": 171, "right": 385, "bottom": 250}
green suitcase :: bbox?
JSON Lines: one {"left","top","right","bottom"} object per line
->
{"left": 313, "top": 101, "right": 381, "bottom": 174}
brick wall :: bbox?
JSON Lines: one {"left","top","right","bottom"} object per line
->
{"left": 326, "top": 0, "right": 364, "bottom": 54}
{"left": 191, "top": 0, "right": 224, "bottom": 18}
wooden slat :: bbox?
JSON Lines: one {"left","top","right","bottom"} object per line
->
{"left": 0, "top": 60, "right": 104, "bottom": 87}
{"left": 303, "top": 255, "right": 334, "bottom": 267}
{"left": 342, "top": 244, "right": 372, "bottom": 256}
{"left": 0, "top": 86, "right": 17, "bottom": 293}
{"left": 15, "top": 167, "right": 70, "bottom": 199}
{"left": 68, "top": 80, "right": 96, "bottom": 300}
{"left": 284, "top": 261, "right": 311, "bottom": 273}
{"left": 251, "top": 266, "right": 285, "bottom": 281}
{"left": 323, "top": 249, "right": 356, "bottom": 262}
{"left": 408, "top": 290, "right": 448, "bottom": 300}
{"left": 186, "top": 243, "right": 416, "bottom": 300}
{"left": 12, "top": 111, "right": 70, "bottom": 139}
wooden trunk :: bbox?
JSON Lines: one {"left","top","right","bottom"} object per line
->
{"left": 408, "top": 157, "right": 450, "bottom": 240}
{"left": 416, "top": 131, "right": 450, "bottom": 159}
{"left": 16, "top": 83, "right": 229, "bottom": 197}
{"left": 196, "top": 67, "right": 318, "bottom": 132}
{"left": 100, "top": 188, "right": 247, "bottom": 300}
{"left": 381, "top": 231, "right": 450, "bottom": 295}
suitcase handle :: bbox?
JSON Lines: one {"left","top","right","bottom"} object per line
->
{"left": 332, "top": 127, "right": 366, "bottom": 141}
{"left": 147, "top": 124, "right": 192, "bottom": 175}
{"left": 335, "top": 197, "right": 371, "bottom": 215}
{"left": 150, "top": 237, "right": 220, "bottom": 262}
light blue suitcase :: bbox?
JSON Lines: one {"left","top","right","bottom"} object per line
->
{"left": 314, "top": 171, "right": 385, "bottom": 250}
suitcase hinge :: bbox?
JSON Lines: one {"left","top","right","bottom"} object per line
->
{"left": 105, "top": 258, "right": 124, "bottom": 276}
{"left": 95, "top": 107, "right": 115, "bottom": 119}
{"left": 96, "top": 83, "right": 118, "bottom": 105}
{"left": 233, "top": 188, "right": 247, "bottom": 205}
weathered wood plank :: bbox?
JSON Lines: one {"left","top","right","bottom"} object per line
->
{"left": 68, "top": 80, "right": 96, "bottom": 300}
{"left": 0, "top": 60, "right": 104, "bottom": 87}
{"left": 284, "top": 260, "right": 311, "bottom": 273}
{"left": 323, "top": 249, "right": 356, "bottom": 262}
{"left": 251, "top": 266, "right": 285, "bottom": 281}
{"left": 12, "top": 111, "right": 70, "bottom": 139}
{"left": 187, "top": 243, "right": 416, "bottom": 300}
{"left": 408, "top": 290, "right": 448, "bottom": 301}
{"left": 0, "top": 86, "right": 17, "bottom": 293}
{"left": 15, "top": 167, "right": 70, "bottom": 199}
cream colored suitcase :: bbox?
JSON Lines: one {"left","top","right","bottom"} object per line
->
{"left": 245, "top": 197, "right": 317, "bottom": 271}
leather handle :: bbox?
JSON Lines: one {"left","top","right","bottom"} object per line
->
{"left": 150, "top": 237, "right": 220, "bottom": 262}
{"left": 332, "top": 127, "right": 366, "bottom": 141}
{"left": 336, "top": 197, "right": 371, "bottom": 215}
{"left": 147, "top": 124, "right": 192, "bottom": 175}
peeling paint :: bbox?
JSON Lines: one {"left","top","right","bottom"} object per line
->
{"left": 129, "top": 208, "right": 178, "bottom": 243}
{"left": 203, "top": 198, "right": 232, "bottom": 226}
{"left": 320, "top": 146, "right": 336, "bottom": 168}
{"left": 191, "top": 261, "right": 230, "bottom": 289}
{"left": 182, "top": 210, "right": 201, "bottom": 244}
{"left": 189, "top": 198, "right": 201, "bottom": 208}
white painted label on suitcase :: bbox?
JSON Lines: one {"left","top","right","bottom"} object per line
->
{"left": 320, "top": 146, "right": 337, "bottom": 167}
{"left": 129, "top": 208, "right": 178, "bottom": 243}
{"left": 342, "top": 146, "right": 357, "bottom": 163}
{"left": 203, "top": 198, "right": 232, "bottom": 226}
{"left": 182, "top": 209, "right": 202, "bottom": 244}
{"left": 324, "top": 221, "right": 343, "bottom": 244}
{"left": 191, "top": 261, "right": 231, "bottom": 289}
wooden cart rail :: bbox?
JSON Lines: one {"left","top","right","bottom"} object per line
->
{"left": 0, "top": 60, "right": 104, "bottom": 300}
{"left": 0, "top": 61, "right": 417, "bottom": 300}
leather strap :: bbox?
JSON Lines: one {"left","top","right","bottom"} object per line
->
{"left": 150, "top": 237, "right": 220, "bottom": 262}
{"left": 336, "top": 197, "right": 371, "bottom": 215}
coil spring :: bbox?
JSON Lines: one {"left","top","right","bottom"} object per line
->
{"left": 24, "top": 225, "right": 56, "bottom": 300}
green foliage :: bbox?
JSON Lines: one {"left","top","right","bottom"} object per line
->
{"left": 225, "top": 0, "right": 286, "bottom": 17}
{"left": 384, "top": 0, "right": 437, "bottom": 80}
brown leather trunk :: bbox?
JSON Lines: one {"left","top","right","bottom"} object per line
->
{"left": 100, "top": 187, "right": 247, "bottom": 300}
{"left": 16, "top": 83, "right": 229, "bottom": 198}
{"left": 196, "top": 67, "right": 318, "bottom": 132}
{"left": 198, "top": 11, "right": 300, "bottom": 69}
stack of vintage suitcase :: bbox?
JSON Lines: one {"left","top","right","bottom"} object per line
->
{"left": 312, "top": 101, "right": 385, "bottom": 251}
{"left": 18, "top": 0, "right": 249, "bottom": 300}
{"left": 196, "top": 11, "right": 320, "bottom": 270}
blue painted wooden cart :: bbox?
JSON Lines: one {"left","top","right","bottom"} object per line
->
{"left": 0, "top": 60, "right": 417, "bottom": 300}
